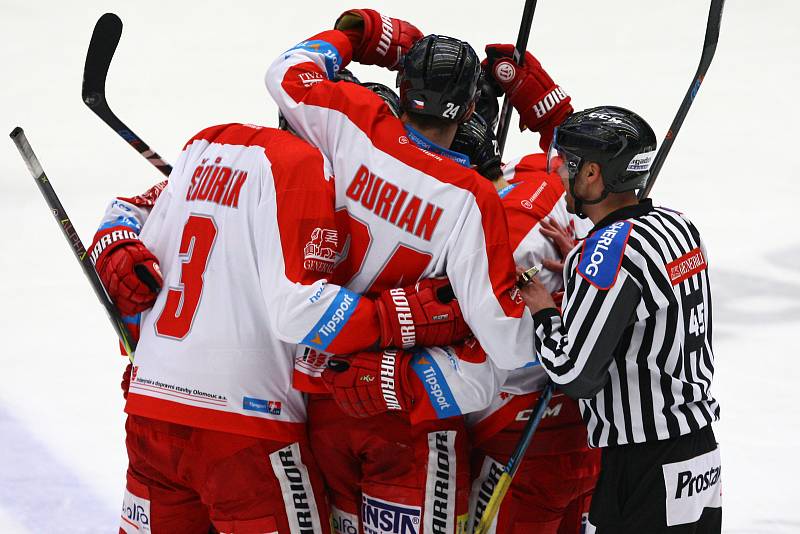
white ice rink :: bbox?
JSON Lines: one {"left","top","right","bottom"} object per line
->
{"left": 1, "top": 0, "right": 798, "bottom": 532}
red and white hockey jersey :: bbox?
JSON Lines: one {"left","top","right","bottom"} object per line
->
{"left": 266, "top": 30, "right": 536, "bottom": 374}
{"left": 101, "top": 124, "right": 445, "bottom": 441}
{"left": 395, "top": 154, "right": 593, "bottom": 448}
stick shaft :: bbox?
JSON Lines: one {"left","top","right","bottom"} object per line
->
{"left": 495, "top": 0, "right": 538, "bottom": 157}
{"left": 639, "top": 0, "right": 725, "bottom": 199}
{"left": 9, "top": 127, "right": 136, "bottom": 360}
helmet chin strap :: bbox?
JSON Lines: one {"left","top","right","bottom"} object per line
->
{"left": 569, "top": 177, "right": 608, "bottom": 219}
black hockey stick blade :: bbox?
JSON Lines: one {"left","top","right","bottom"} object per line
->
{"left": 638, "top": 0, "right": 725, "bottom": 200}
{"left": 82, "top": 13, "right": 173, "bottom": 177}
{"left": 9, "top": 127, "right": 136, "bottom": 361}
{"left": 495, "top": 0, "right": 538, "bottom": 158}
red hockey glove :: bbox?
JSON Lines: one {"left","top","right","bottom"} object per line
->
{"left": 121, "top": 363, "right": 132, "bottom": 399}
{"left": 90, "top": 225, "right": 162, "bottom": 316}
{"left": 335, "top": 8, "right": 423, "bottom": 70}
{"left": 376, "top": 278, "right": 470, "bottom": 350}
{"left": 322, "top": 349, "right": 414, "bottom": 418}
{"left": 483, "top": 44, "right": 573, "bottom": 151}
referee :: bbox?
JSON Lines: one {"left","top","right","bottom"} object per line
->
{"left": 520, "top": 106, "right": 721, "bottom": 533}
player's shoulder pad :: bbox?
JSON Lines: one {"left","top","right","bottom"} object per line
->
{"left": 577, "top": 220, "right": 634, "bottom": 290}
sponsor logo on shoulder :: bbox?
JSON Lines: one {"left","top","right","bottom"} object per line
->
{"left": 577, "top": 220, "right": 633, "bottom": 290}
{"left": 298, "top": 71, "right": 325, "bottom": 87}
{"left": 662, "top": 446, "right": 722, "bottom": 526}
{"left": 362, "top": 494, "right": 421, "bottom": 534}
{"left": 666, "top": 247, "right": 707, "bottom": 285}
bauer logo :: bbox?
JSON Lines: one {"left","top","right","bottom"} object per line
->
{"left": 361, "top": 495, "right": 421, "bottom": 534}
{"left": 120, "top": 487, "right": 151, "bottom": 533}
{"left": 577, "top": 220, "right": 632, "bottom": 290}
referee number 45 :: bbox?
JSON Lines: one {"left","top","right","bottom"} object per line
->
{"left": 688, "top": 303, "right": 706, "bottom": 336}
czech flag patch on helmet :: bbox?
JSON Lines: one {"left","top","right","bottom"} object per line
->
{"left": 577, "top": 221, "right": 633, "bottom": 290}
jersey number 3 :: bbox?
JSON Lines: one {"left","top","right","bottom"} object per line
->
{"left": 155, "top": 215, "right": 218, "bottom": 339}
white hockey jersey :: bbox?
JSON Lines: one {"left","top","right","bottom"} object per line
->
{"left": 103, "top": 123, "right": 416, "bottom": 441}
{"left": 266, "top": 29, "right": 536, "bottom": 372}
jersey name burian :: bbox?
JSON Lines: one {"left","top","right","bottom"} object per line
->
{"left": 346, "top": 164, "right": 443, "bottom": 241}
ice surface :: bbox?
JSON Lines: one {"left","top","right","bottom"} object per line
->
{"left": 1, "top": 0, "right": 798, "bottom": 532}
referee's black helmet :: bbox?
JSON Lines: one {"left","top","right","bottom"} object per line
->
{"left": 548, "top": 106, "right": 657, "bottom": 193}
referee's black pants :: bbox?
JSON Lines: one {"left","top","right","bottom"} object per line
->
{"left": 590, "top": 425, "right": 721, "bottom": 533}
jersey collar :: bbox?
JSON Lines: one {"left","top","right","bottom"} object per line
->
{"left": 590, "top": 198, "right": 654, "bottom": 233}
{"left": 404, "top": 125, "right": 471, "bottom": 168}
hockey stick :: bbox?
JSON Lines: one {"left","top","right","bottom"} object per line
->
{"left": 495, "top": 0, "right": 538, "bottom": 158}
{"left": 638, "top": 0, "right": 724, "bottom": 200}
{"left": 474, "top": 381, "right": 555, "bottom": 534}
{"left": 10, "top": 127, "right": 136, "bottom": 362}
{"left": 83, "top": 13, "right": 173, "bottom": 177}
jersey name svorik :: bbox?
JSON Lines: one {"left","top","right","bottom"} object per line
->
{"left": 185, "top": 158, "right": 248, "bottom": 208}
{"left": 346, "top": 164, "right": 443, "bottom": 241}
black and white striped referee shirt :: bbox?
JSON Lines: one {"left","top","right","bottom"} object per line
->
{"left": 533, "top": 199, "right": 720, "bottom": 447}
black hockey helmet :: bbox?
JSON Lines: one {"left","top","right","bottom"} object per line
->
{"left": 451, "top": 113, "right": 502, "bottom": 180}
{"left": 398, "top": 35, "right": 481, "bottom": 122}
{"left": 547, "top": 106, "right": 657, "bottom": 196}
{"left": 361, "top": 82, "right": 402, "bottom": 118}
{"left": 475, "top": 74, "right": 501, "bottom": 131}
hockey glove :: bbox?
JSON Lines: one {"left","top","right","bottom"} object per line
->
{"left": 376, "top": 278, "right": 470, "bottom": 350}
{"left": 90, "top": 225, "right": 162, "bottom": 316}
{"left": 483, "top": 44, "right": 573, "bottom": 151}
{"left": 121, "top": 363, "right": 132, "bottom": 399}
{"left": 335, "top": 9, "right": 423, "bottom": 70}
{"left": 322, "top": 349, "right": 414, "bottom": 418}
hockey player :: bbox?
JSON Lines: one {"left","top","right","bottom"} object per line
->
{"left": 265, "top": 8, "right": 539, "bottom": 533}
{"left": 450, "top": 110, "right": 600, "bottom": 534}
{"left": 519, "top": 106, "right": 722, "bottom": 533}
{"left": 92, "top": 121, "right": 469, "bottom": 532}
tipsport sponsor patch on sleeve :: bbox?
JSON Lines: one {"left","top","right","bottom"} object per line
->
{"left": 288, "top": 39, "right": 343, "bottom": 79}
{"left": 410, "top": 351, "right": 461, "bottom": 419}
{"left": 301, "top": 287, "right": 361, "bottom": 351}
{"left": 577, "top": 220, "right": 633, "bottom": 290}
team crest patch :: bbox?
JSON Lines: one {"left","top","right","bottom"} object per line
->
{"left": 577, "top": 220, "right": 633, "bottom": 290}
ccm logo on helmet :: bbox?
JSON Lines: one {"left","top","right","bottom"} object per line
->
{"left": 533, "top": 87, "right": 568, "bottom": 119}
